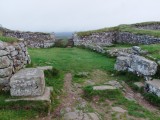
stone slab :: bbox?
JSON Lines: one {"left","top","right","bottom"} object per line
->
{"left": 6, "top": 87, "right": 51, "bottom": 102}
{"left": 37, "top": 66, "right": 53, "bottom": 71}
{"left": 93, "top": 85, "right": 116, "bottom": 90}
{"left": 10, "top": 68, "right": 45, "bottom": 96}
{"left": 112, "top": 107, "right": 127, "bottom": 113}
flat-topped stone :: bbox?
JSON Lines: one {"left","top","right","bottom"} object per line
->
{"left": 93, "top": 85, "right": 116, "bottom": 90}
{"left": 10, "top": 68, "right": 45, "bottom": 97}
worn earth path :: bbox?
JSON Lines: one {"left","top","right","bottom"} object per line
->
{"left": 52, "top": 73, "right": 100, "bottom": 120}
{"left": 38, "top": 72, "right": 160, "bottom": 120}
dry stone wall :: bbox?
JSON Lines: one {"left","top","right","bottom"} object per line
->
{"left": 133, "top": 23, "right": 160, "bottom": 30}
{"left": 2, "top": 28, "right": 55, "bottom": 48}
{"left": 73, "top": 32, "right": 116, "bottom": 47}
{"left": 116, "top": 32, "right": 160, "bottom": 44}
{"left": 73, "top": 31, "right": 160, "bottom": 46}
{"left": 0, "top": 41, "right": 30, "bottom": 88}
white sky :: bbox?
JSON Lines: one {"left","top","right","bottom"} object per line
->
{"left": 0, "top": 0, "right": 160, "bottom": 32}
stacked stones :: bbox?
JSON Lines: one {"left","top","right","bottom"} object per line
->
{"left": 73, "top": 32, "right": 115, "bottom": 47}
{"left": 2, "top": 28, "right": 55, "bottom": 48}
{"left": 0, "top": 41, "right": 30, "bottom": 88}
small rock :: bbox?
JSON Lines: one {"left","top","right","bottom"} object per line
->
{"left": 112, "top": 107, "right": 127, "bottom": 113}
{"left": 134, "top": 82, "right": 144, "bottom": 88}
{"left": 104, "top": 80, "right": 122, "bottom": 89}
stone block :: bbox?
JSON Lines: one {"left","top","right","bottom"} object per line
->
{"left": 145, "top": 79, "right": 160, "bottom": 97}
{"left": 130, "top": 55, "right": 157, "bottom": 76}
{"left": 0, "top": 56, "right": 11, "bottom": 68}
{"left": 114, "top": 56, "right": 131, "bottom": 71}
{"left": 10, "top": 68, "right": 45, "bottom": 97}
{"left": 0, "top": 66, "right": 12, "bottom": 78}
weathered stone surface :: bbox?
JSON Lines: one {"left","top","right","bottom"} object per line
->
{"left": 6, "top": 87, "right": 51, "bottom": 102}
{"left": 93, "top": 85, "right": 116, "bottom": 90}
{"left": 0, "top": 66, "right": 12, "bottom": 78}
{"left": 2, "top": 28, "right": 56, "bottom": 48}
{"left": 0, "top": 56, "right": 11, "bottom": 68}
{"left": 0, "top": 50, "right": 9, "bottom": 57}
{"left": 10, "top": 68, "right": 45, "bottom": 96}
{"left": 115, "top": 54, "right": 158, "bottom": 76}
{"left": 145, "top": 79, "right": 160, "bottom": 97}
{"left": 130, "top": 55, "right": 157, "bottom": 76}
{"left": 114, "top": 56, "right": 131, "bottom": 71}
{"left": 0, "top": 41, "right": 7, "bottom": 50}
{"left": 0, "top": 77, "right": 10, "bottom": 86}
{"left": 106, "top": 48, "right": 132, "bottom": 57}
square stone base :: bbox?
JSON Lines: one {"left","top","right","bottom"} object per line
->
{"left": 5, "top": 87, "right": 52, "bottom": 103}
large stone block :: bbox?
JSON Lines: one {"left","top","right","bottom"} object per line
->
{"left": 130, "top": 55, "right": 157, "bottom": 76}
{"left": 10, "top": 68, "right": 45, "bottom": 97}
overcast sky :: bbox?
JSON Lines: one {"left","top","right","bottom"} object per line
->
{"left": 0, "top": 0, "right": 160, "bottom": 32}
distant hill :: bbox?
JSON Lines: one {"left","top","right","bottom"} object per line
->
{"left": 55, "top": 32, "right": 73, "bottom": 39}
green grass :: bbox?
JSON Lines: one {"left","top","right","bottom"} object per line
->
{"left": 28, "top": 47, "right": 115, "bottom": 72}
{"left": 140, "top": 44, "right": 160, "bottom": 59}
{"left": 83, "top": 85, "right": 160, "bottom": 120}
{"left": 0, "top": 36, "right": 19, "bottom": 43}
{"left": 77, "top": 22, "right": 160, "bottom": 38}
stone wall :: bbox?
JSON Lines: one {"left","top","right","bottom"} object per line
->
{"left": 116, "top": 32, "right": 160, "bottom": 44}
{"left": 73, "top": 32, "right": 116, "bottom": 47}
{"left": 73, "top": 31, "right": 160, "bottom": 46}
{"left": 0, "top": 41, "right": 30, "bottom": 88}
{"left": 133, "top": 23, "right": 160, "bottom": 30}
{"left": 2, "top": 28, "right": 55, "bottom": 48}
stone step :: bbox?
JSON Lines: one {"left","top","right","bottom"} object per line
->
{"left": 93, "top": 85, "right": 116, "bottom": 90}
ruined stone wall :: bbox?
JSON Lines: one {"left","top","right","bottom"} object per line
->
{"left": 116, "top": 32, "right": 160, "bottom": 44}
{"left": 2, "top": 29, "right": 55, "bottom": 48}
{"left": 73, "top": 31, "right": 160, "bottom": 46}
{"left": 133, "top": 23, "right": 160, "bottom": 30}
{"left": 0, "top": 41, "right": 30, "bottom": 88}
{"left": 73, "top": 32, "right": 116, "bottom": 47}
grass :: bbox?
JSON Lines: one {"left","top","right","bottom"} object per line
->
{"left": 0, "top": 36, "right": 19, "bottom": 43}
{"left": 28, "top": 47, "right": 115, "bottom": 72}
{"left": 77, "top": 22, "right": 160, "bottom": 38}
{"left": 140, "top": 44, "right": 160, "bottom": 60}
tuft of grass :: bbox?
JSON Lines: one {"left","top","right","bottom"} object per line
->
{"left": 0, "top": 36, "right": 19, "bottom": 43}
